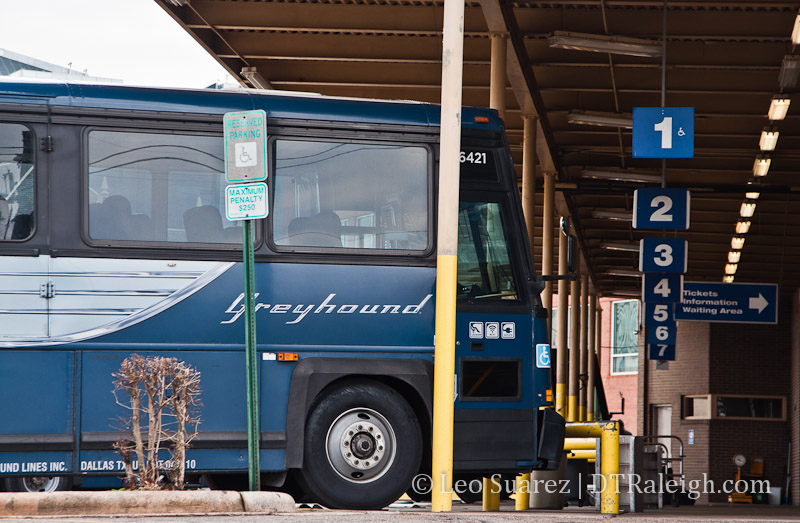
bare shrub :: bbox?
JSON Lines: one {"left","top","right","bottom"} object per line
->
{"left": 112, "top": 355, "right": 201, "bottom": 489}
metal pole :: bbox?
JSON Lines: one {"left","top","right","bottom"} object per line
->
{"left": 578, "top": 275, "right": 589, "bottom": 422}
{"left": 431, "top": 0, "right": 465, "bottom": 511}
{"left": 542, "top": 172, "right": 555, "bottom": 336}
{"left": 600, "top": 421, "right": 620, "bottom": 514}
{"left": 596, "top": 304, "right": 602, "bottom": 375}
{"left": 587, "top": 293, "right": 596, "bottom": 421}
{"left": 489, "top": 33, "right": 507, "bottom": 119}
{"left": 243, "top": 219, "right": 260, "bottom": 491}
{"left": 521, "top": 116, "right": 537, "bottom": 258}
{"left": 568, "top": 266, "right": 580, "bottom": 423}
{"left": 555, "top": 229, "right": 568, "bottom": 418}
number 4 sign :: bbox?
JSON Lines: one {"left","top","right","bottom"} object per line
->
{"left": 643, "top": 273, "right": 683, "bottom": 303}
{"left": 633, "top": 188, "right": 690, "bottom": 230}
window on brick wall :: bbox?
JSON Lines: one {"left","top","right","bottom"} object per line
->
{"left": 683, "top": 394, "right": 786, "bottom": 421}
{"left": 611, "top": 299, "right": 639, "bottom": 375}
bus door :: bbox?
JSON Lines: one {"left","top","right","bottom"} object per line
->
{"left": 453, "top": 195, "right": 539, "bottom": 469}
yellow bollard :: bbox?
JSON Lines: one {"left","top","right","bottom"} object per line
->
{"left": 566, "top": 449, "right": 596, "bottom": 460}
{"left": 482, "top": 476, "right": 500, "bottom": 511}
{"left": 600, "top": 421, "right": 620, "bottom": 515}
{"left": 564, "top": 437, "right": 596, "bottom": 451}
{"left": 515, "top": 473, "right": 530, "bottom": 510}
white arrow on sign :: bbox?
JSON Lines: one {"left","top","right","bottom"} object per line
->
{"left": 749, "top": 293, "right": 769, "bottom": 314}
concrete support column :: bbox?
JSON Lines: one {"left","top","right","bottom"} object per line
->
{"left": 568, "top": 265, "right": 581, "bottom": 422}
{"left": 541, "top": 172, "right": 555, "bottom": 337}
{"left": 555, "top": 228, "right": 568, "bottom": 418}
{"left": 587, "top": 293, "right": 597, "bottom": 421}
{"left": 489, "top": 33, "right": 507, "bottom": 118}
{"left": 578, "top": 275, "right": 589, "bottom": 421}
{"left": 521, "top": 116, "right": 537, "bottom": 257}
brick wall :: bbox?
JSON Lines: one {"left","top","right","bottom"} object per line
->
{"left": 647, "top": 321, "right": 711, "bottom": 503}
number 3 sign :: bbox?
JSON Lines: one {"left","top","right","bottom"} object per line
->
{"left": 633, "top": 188, "right": 690, "bottom": 230}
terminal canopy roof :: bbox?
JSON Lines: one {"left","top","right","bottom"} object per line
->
{"left": 157, "top": 0, "right": 800, "bottom": 298}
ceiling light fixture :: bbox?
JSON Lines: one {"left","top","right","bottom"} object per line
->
{"left": 567, "top": 110, "right": 633, "bottom": 129}
{"left": 591, "top": 210, "right": 633, "bottom": 221}
{"left": 779, "top": 55, "right": 800, "bottom": 89}
{"left": 241, "top": 67, "right": 271, "bottom": 89}
{"left": 768, "top": 96, "right": 791, "bottom": 121}
{"left": 728, "top": 251, "right": 741, "bottom": 264}
{"left": 759, "top": 127, "right": 779, "bottom": 151}
{"left": 549, "top": 31, "right": 663, "bottom": 58}
{"left": 740, "top": 202, "right": 757, "bottom": 218}
{"left": 736, "top": 221, "right": 751, "bottom": 234}
{"left": 745, "top": 192, "right": 760, "bottom": 200}
{"left": 723, "top": 275, "right": 735, "bottom": 283}
{"left": 725, "top": 263, "right": 738, "bottom": 275}
{"left": 605, "top": 269, "right": 642, "bottom": 277}
{"left": 582, "top": 169, "right": 662, "bottom": 183}
{"left": 731, "top": 237, "right": 746, "bottom": 250}
{"left": 599, "top": 242, "right": 640, "bottom": 252}
{"left": 753, "top": 156, "right": 771, "bottom": 177}
{"left": 793, "top": 10, "right": 800, "bottom": 45}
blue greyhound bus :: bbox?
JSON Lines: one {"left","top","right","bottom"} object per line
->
{"left": 0, "top": 80, "right": 564, "bottom": 508}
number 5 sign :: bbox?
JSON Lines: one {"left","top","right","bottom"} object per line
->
{"left": 633, "top": 188, "right": 690, "bottom": 230}
{"left": 632, "top": 107, "right": 694, "bottom": 158}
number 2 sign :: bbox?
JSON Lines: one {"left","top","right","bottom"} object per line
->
{"left": 633, "top": 188, "right": 690, "bottom": 230}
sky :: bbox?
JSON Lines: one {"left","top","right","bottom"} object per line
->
{"left": 0, "top": 0, "right": 231, "bottom": 88}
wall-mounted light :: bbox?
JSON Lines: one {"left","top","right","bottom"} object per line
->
{"left": 736, "top": 221, "right": 751, "bottom": 234}
{"left": 582, "top": 169, "right": 662, "bottom": 183}
{"left": 759, "top": 127, "right": 779, "bottom": 152}
{"left": 768, "top": 96, "right": 791, "bottom": 121}
{"left": 745, "top": 192, "right": 760, "bottom": 200}
{"left": 731, "top": 237, "right": 746, "bottom": 250}
{"left": 567, "top": 110, "right": 633, "bottom": 129}
{"left": 753, "top": 156, "right": 771, "bottom": 177}
{"left": 728, "top": 251, "right": 741, "bottom": 264}
{"left": 725, "top": 263, "right": 738, "bottom": 275}
{"left": 740, "top": 202, "right": 756, "bottom": 218}
{"left": 549, "top": 31, "right": 663, "bottom": 58}
{"left": 723, "top": 275, "right": 735, "bottom": 283}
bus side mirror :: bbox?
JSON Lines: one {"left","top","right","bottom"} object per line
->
{"left": 567, "top": 234, "right": 576, "bottom": 274}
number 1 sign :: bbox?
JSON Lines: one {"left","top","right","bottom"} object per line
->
{"left": 633, "top": 107, "right": 694, "bottom": 158}
{"left": 633, "top": 188, "right": 690, "bottom": 230}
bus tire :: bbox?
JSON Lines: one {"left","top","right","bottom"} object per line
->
{"left": 298, "top": 379, "right": 422, "bottom": 509}
{"left": 4, "top": 476, "right": 72, "bottom": 492}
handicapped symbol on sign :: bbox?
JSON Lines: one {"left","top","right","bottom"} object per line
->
{"left": 536, "top": 344, "right": 551, "bottom": 368}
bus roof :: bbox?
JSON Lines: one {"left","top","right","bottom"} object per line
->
{"left": 0, "top": 79, "right": 503, "bottom": 131}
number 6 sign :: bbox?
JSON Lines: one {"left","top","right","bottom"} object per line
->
{"left": 633, "top": 188, "right": 690, "bottom": 230}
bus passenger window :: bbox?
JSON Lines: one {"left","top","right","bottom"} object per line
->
{"left": 456, "top": 202, "right": 517, "bottom": 301}
{"left": 272, "top": 139, "right": 429, "bottom": 252}
{"left": 87, "top": 130, "right": 240, "bottom": 244}
{"left": 0, "top": 124, "right": 35, "bottom": 241}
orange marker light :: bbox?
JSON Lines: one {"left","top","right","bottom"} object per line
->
{"left": 474, "top": 116, "right": 490, "bottom": 124}
{"left": 277, "top": 352, "right": 299, "bottom": 362}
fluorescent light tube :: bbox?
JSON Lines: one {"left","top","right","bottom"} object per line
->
{"left": 600, "top": 242, "right": 640, "bottom": 252}
{"left": 728, "top": 251, "right": 741, "bottom": 264}
{"left": 582, "top": 169, "right": 662, "bottom": 183}
{"left": 736, "top": 221, "right": 751, "bottom": 234}
{"left": 549, "top": 31, "right": 663, "bottom": 58}
{"left": 740, "top": 202, "right": 756, "bottom": 218}
{"left": 725, "top": 263, "right": 738, "bottom": 275}
{"left": 768, "top": 96, "right": 791, "bottom": 121}
{"left": 605, "top": 269, "right": 641, "bottom": 277}
{"left": 723, "top": 275, "right": 735, "bottom": 283}
{"left": 779, "top": 56, "right": 800, "bottom": 89}
{"left": 793, "top": 11, "right": 800, "bottom": 45}
{"left": 591, "top": 210, "right": 633, "bottom": 221}
{"left": 731, "top": 237, "right": 745, "bottom": 250}
{"left": 759, "top": 128, "right": 779, "bottom": 151}
{"left": 753, "top": 156, "right": 771, "bottom": 176}
{"left": 746, "top": 192, "right": 760, "bottom": 200}
{"left": 568, "top": 110, "right": 633, "bottom": 129}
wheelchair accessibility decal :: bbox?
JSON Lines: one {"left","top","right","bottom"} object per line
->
{"left": 536, "top": 344, "right": 551, "bottom": 368}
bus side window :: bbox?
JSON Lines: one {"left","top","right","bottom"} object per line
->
{"left": 0, "top": 123, "right": 35, "bottom": 241}
{"left": 87, "top": 130, "right": 240, "bottom": 245}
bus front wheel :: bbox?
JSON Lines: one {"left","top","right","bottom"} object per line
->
{"left": 4, "top": 476, "right": 72, "bottom": 492}
{"left": 298, "top": 380, "right": 422, "bottom": 509}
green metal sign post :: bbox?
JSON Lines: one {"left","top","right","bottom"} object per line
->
{"left": 223, "top": 109, "right": 268, "bottom": 492}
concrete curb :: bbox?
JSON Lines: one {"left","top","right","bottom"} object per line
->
{"left": 0, "top": 490, "right": 296, "bottom": 516}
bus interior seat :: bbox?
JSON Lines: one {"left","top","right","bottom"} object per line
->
{"left": 287, "top": 211, "right": 342, "bottom": 247}
{"left": 0, "top": 198, "right": 8, "bottom": 238}
{"left": 184, "top": 205, "right": 238, "bottom": 243}
{"left": 91, "top": 195, "right": 134, "bottom": 240}
{"left": 129, "top": 213, "right": 154, "bottom": 241}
